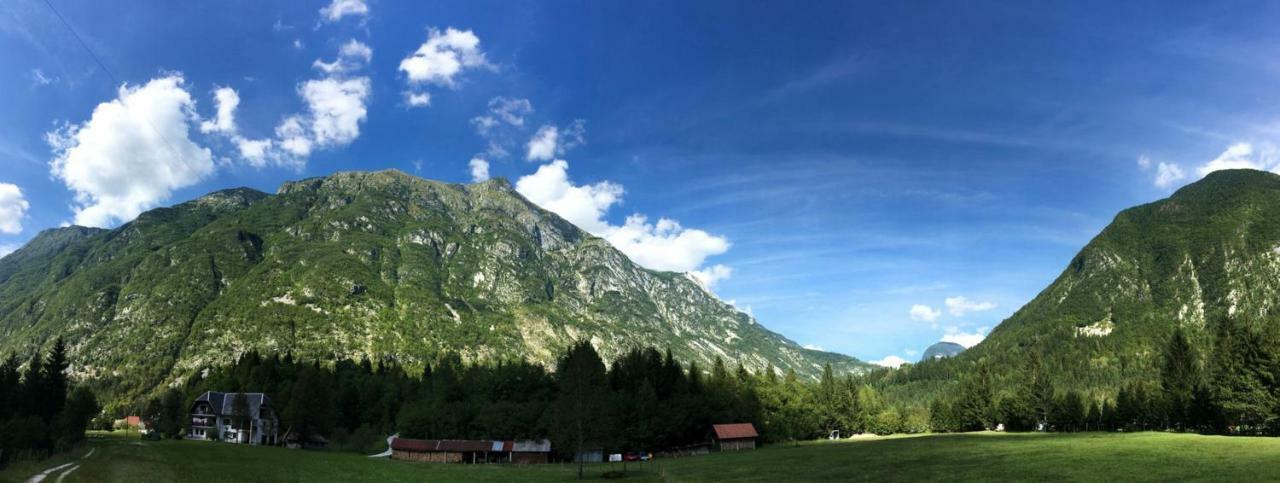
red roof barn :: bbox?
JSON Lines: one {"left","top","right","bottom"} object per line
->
{"left": 712, "top": 423, "right": 759, "bottom": 451}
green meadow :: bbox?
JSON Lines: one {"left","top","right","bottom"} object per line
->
{"left": 4, "top": 431, "right": 1278, "bottom": 482}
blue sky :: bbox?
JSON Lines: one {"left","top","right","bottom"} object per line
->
{"left": 4, "top": 1, "right": 1280, "bottom": 366}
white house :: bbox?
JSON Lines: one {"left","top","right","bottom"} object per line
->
{"left": 188, "top": 391, "right": 279, "bottom": 445}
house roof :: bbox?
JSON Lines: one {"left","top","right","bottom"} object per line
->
{"left": 193, "top": 391, "right": 271, "bottom": 419}
{"left": 391, "top": 438, "right": 551, "bottom": 453}
{"left": 712, "top": 423, "right": 759, "bottom": 440}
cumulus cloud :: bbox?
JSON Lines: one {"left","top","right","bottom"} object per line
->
{"left": 0, "top": 243, "right": 19, "bottom": 258}
{"left": 199, "top": 86, "right": 239, "bottom": 134}
{"left": 941, "top": 326, "right": 989, "bottom": 348}
{"left": 469, "top": 157, "right": 490, "bottom": 182}
{"left": 515, "top": 159, "right": 732, "bottom": 281}
{"left": 313, "top": 40, "right": 373, "bottom": 75}
{"left": 803, "top": 344, "right": 824, "bottom": 351}
{"left": 405, "top": 92, "right": 431, "bottom": 107}
{"left": 1154, "top": 162, "right": 1186, "bottom": 189}
{"left": 300, "top": 77, "right": 371, "bottom": 147}
{"left": 689, "top": 264, "right": 732, "bottom": 290}
{"left": 399, "top": 27, "right": 490, "bottom": 87}
{"left": 526, "top": 121, "right": 585, "bottom": 162}
{"left": 516, "top": 160, "right": 622, "bottom": 233}
{"left": 1196, "top": 142, "right": 1280, "bottom": 177}
{"left": 473, "top": 97, "right": 532, "bottom": 134}
{"left": 0, "top": 183, "right": 30, "bottom": 234}
{"left": 1137, "top": 155, "right": 1151, "bottom": 170}
{"left": 945, "top": 296, "right": 996, "bottom": 316}
{"left": 909, "top": 304, "right": 941, "bottom": 322}
{"left": 871, "top": 355, "right": 909, "bottom": 368}
{"left": 319, "top": 0, "right": 368, "bottom": 23}
{"left": 46, "top": 75, "right": 214, "bottom": 227}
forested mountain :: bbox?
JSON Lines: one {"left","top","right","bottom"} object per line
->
{"left": 885, "top": 169, "right": 1280, "bottom": 404}
{"left": 0, "top": 170, "right": 868, "bottom": 406}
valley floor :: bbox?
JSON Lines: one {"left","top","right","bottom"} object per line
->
{"left": 2, "top": 431, "right": 1277, "bottom": 482}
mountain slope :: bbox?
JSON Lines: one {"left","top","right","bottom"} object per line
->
{"left": 969, "top": 169, "right": 1280, "bottom": 390}
{"left": 0, "top": 170, "right": 868, "bottom": 403}
{"left": 921, "top": 342, "right": 965, "bottom": 362}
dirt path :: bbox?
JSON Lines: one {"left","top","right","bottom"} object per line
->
{"left": 25, "top": 448, "right": 94, "bottom": 483}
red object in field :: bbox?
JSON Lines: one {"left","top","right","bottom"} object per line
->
{"left": 623, "top": 452, "right": 640, "bottom": 461}
{"left": 712, "top": 423, "right": 759, "bottom": 440}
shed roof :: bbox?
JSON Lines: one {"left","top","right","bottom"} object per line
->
{"left": 392, "top": 438, "right": 550, "bottom": 453}
{"left": 712, "top": 423, "right": 759, "bottom": 440}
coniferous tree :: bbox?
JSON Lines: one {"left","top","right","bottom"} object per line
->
{"left": 552, "top": 341, "right": 611, "bottom": 480}
{"left": 1161, "top": 327, "right": 1199, "bottom": 431}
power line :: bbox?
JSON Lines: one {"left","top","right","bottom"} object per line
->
{"left": 41, "top": 0, "right": 192, "bottom": 164}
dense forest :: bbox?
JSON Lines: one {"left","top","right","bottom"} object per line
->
{"left": 913, "top": 317, "right": 1280, "bottom": 435}
{"left": 0, "top": 339, "right": 100, "bottom": 468}
{"left": 136, "top": 341, "right": 916, "bottom": 458}
{"left": 11, "top": 311, "right": 1280, "bottom": 469}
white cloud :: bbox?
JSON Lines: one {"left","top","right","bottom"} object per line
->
{"left": 941, "top": 326, "right": 989, "bottom": 348}
{"left": 525, "top": 121, "right": 585, "bottom": 162}
{"left": 1137, "top": 155, "right": 1151, "bottom": 170}
{"left": 689, "top": 264, "right": 732, "bottom": 290}
{"left": 473, "top": 97, "right": 532, "bottom": 134}
{"left": 1196, "top": 142, "right": 1280, "bottom": 177}
{"left": 945, "top": 296, "right": 996, "bottom": 316}
{"left": 0, "top": 243, "right": 19, "bottom": 258}
{"left": 275, "top": 115, "right": 313, "bottom": 159}
{"left": 516, "top": 160, "right": 622, "bottom": 233}
{"left": 1154, "top": 162, "right": 1187, "bottom": 189}
{"left": 319, "top": 0, "right": 368, "bottom": 23}
{"left": 0, "top": 183, "right": 30, "bottom": 234}
{"left": 200, "top": 87, "right": 239, "bottom": 134}
{"left": 234, "top": 138, "right": 273, "bottom": 166}
{"left": 300, "top": 77, "right": 370, "bottom": 147}
{"left": 904, "top": 348, "right": 919, "bottom": 356}
{"left": 469, "top": 157, "right": 490, "bottom": 182}
{"left": 399, "top": 27, "right": 490, "bottom": 87}
{"left": 909, "top": 304, "right": 941, "bottom": 322}
{"left": 515, "top": 159, "right": 731, "bottom": 279}
{"left": 404, "top": 91, "right": 431, "bottom": 107}
{"left": 803, "top": 344, "right": 824, "bottom": 351}
{"left": 610, "top": 216, "right": 730, "bottom": 272}
{"left": 293, "top": 39, "right": 304, "bottom": 50}
{"left": 30, "top": 68, "right": 56, "bottom": 86}
{"left": 313, "top": 40, "right": 372, "bottom": 75}
{"left": 46, "top": 75, "right": 214, "bottom": 227}
{"left": 871, "top": 355, "right": 909, "bottom": 368}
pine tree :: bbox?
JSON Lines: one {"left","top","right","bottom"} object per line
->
{"left": 553, "top": 341, "right": 611, "bottom": 480}
{"left": 1161, "top": 327, "right": 1199, "bottom": 431}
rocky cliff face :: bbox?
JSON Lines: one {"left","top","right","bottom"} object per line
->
{"left": 0, "top": 170, "right": 868, "bottom": 402}
{"left": 972, "top": 169, "right": 1280, "bottom": 388}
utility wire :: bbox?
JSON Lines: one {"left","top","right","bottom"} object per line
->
{"left": 41, "top": 0, "right": 192, "bottom": 164}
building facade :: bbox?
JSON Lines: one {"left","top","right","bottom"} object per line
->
{"left": 188, "top": 391, "right": 279, "bottom": 445}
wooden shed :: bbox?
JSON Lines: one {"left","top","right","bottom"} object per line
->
{"left": 712, "top": 423, "right": 759, "bottom": 451}
{"left": 391, "top": 438, "right": 551, "bottom": 464}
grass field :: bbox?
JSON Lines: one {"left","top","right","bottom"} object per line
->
{"left": 3, "top": 431, "right": 1279, "bottom": 482}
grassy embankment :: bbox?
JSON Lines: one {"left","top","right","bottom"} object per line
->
{"left": 3, "top": 431, "right": 1277, "bottom": 482}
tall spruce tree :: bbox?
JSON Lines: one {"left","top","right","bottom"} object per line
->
{"left": 553, "top": 341, "right": 611, "bottom": 480}
{"left": 1161, "top": 327, "right": 1199, "bottom": 431}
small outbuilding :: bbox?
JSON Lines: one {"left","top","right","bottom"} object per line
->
{"left": 391, "top": 438, "right": 551, "bottom": 464}
{"left": 712, "top": 423, "right": 759, "bottom": 451}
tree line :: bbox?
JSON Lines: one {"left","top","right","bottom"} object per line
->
{"left": 0, "top": 339, "right": 100, "bottom": 468}
{"left": 141, "top": 341, "right": 933, "bottom": 460}
{"left": 930, "top": 317, "right": 1280, "bottom": 435}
